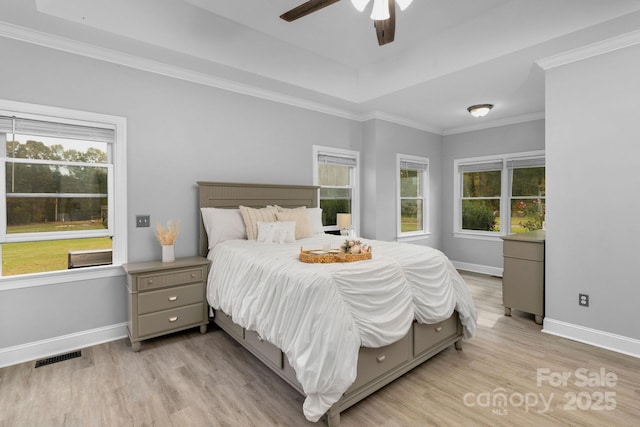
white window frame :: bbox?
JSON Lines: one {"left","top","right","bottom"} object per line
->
{"left": 397, "top": 154, "right": 429, "bottom": 241}
{"left": 0, "top": 99, "right": 127, "bottom": 289}
{"left": 453, "top": 150, "right": 544, "bottom": 241}
{"left": 312, "top": 145, "right": 360, "bottom": 235}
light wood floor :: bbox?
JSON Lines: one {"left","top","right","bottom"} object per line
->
{"left": 1, "top": 272, "right": 639, "bottom": 427}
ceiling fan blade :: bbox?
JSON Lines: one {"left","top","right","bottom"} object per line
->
{"left": 374, "top": 0, "right": 395, "bottom": 45}
{"left": 280, "top": 0, "right": 341, "bottom": 22}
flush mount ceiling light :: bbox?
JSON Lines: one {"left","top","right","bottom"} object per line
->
{"left": 351, "top": 0, "right": 414, "bottom": 20}
{"left": 467, "top": 104, "right": 494, "bottom": 118}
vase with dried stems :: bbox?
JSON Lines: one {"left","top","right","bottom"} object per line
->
{"left": 156, "top": 220, "right": 179, "bottom": 262}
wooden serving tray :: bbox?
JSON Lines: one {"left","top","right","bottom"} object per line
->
{"left": 299, "top": 248, "right": 372, "bottom": 263}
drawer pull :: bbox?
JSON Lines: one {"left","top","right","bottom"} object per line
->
{"left": 169, "top": 316, "right": 178, "bottom": 322}
{"left": 376, "top": 354, "right": 386, "bottom": 363}
{"left": 168, "top": 296, "right": 178, "bottom": 302}
{"left": 148, "top": 279, "right": 153, "bottom": 284}
{"left": 191, "top": 273, "right": 196, "bottom": 278}
{"left": 435, "top": 326, "right": 443, "bottom": 332}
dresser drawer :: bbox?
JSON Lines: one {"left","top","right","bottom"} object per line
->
{"left": 138, "top": 282, "right": 204, "bottom": 315}
{"left": 348, "top": 334, "right": 410, "bottom": 392}
{"left": 138, "top": 303, "right": 205, "bottom": 337}
{"left": 503, "top": 240, "right": 544, "bottom": 261}
{"left": 245, "top": 330, "right": 283, "bottom": 369}
{"left": 413, "top": 313, "right": 459, "bottom": 357}
{"left": 137, "top": 267, "right": 204, "bottom": 291}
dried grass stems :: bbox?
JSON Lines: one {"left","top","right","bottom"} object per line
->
{"left": 156, "top": 220, "right": 179, "bottom": 245}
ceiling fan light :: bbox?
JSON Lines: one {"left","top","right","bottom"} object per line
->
{"left": 350, "top": 0, "right": 371, "bottom": 12}
{"left": 467, "top": 104, "right": 494, "bottom": 118}
{"left": 370, "top": 0, "right": 390, "bottom": 20}
{"left": 395, "top": 0, "right": 413, "bottom": 11}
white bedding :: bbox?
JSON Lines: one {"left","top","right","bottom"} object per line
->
{"left": 206, "top": 235, "right": 477, "bottom": 422}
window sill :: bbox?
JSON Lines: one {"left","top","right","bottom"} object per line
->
{"left": 0, "top": 264, "right": 125, "bottom": 291}
{"left": 397, "top": 232, "right": 431, "bottom": 242}
{"left": 453, "top": 231, "right": 503, "bottom": 242}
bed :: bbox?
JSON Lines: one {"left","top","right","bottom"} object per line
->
{"left": 198, "top": 181, "right": 477, "bottom": 426}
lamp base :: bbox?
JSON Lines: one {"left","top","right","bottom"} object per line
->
{"left": 340, "top": 229, "right": 349, "bottom": 236}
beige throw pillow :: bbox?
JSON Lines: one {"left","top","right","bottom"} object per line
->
{"left": 239, "top": 206, "right": 278, "bottom": 240}
{"left": 275, "top": 210, "right": 313, "bottom": 240}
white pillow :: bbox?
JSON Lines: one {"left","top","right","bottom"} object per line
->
{"left": 200, "top": 207, "right": 247, "bottom": 250}
{"left": 307, "top": 207, "right": 324, "bottom": 234}
{"left": 256, "top": 221, "right": 296, "bottom": 244}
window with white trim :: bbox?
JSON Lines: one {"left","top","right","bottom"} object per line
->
{"left": 397, "top": 154, "right": 428, "bottom": 237}
{"left": 313, "top": 146, "right": 359, "bottom": 234}
{"left": 0, "top": 102, "right": 126, "bottom": 278}
{"left": 454, "top": 151, "right": 545, "bottom": 238}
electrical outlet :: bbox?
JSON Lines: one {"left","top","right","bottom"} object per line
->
{"left": 579, "top": 293, "right": 589, "bottom": 307}
{"left": 136, "top": 215, "right": 150, "bottom": 228}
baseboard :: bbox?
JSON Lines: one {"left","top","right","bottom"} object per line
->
{"left": 543, "top": 318, "right": 640, "bottom": 359}
{"left": 0, "top": 323, "right": 128, "bottom": 368}
{"left": 451, "top": 261, "right": 503, "bottom": 277}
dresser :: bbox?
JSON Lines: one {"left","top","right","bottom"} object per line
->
{"left": 501, "top": 230, "right": 545, "bottom": 325}
{"left": 123, "top": 256, "right": 210, "bottom": 351}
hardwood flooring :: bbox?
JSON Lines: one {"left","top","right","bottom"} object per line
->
{"left": 1, "top": 272, "right": 639, "bottom": 426}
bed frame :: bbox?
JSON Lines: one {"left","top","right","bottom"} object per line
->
{"left": 198, "top": 181, "right": 464, "bottom": 426}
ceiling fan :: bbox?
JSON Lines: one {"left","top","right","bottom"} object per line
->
{"left": 280, "top": 0, "right": 413, "bottom": 46}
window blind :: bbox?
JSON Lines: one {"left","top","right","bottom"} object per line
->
{"left": 400, "top": 160, "right": 428, "bottom": 171}
{"left": 458, "top": 161, "right": 503, "bottom": 173}
{"left": 318, "top": 153, "right": 357, "bottom": 167}
{"left": 506, "top": 157, "right": 545, "bottom": 169}
{"left": 0, "top": 115, "right": 115, "bottom": 143}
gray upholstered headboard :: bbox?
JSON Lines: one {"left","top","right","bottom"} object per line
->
{"left": 197, "top": 182, "right": 319, "bottom": 257}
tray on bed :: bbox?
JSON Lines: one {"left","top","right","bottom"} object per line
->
{"left": 299, "top": 248, "right": 372, "bottom": 263}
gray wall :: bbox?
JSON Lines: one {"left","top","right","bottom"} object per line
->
{"left": 362, "top": 119, "right": 443, "bottom": 247}
{"left": 0, "top": 36, "right": 439, "bottom": 351}
{"left": 441, "top": 120, "right": 546, "bottom": 271}
{"left": 545, "top": 44, "right": 640, "bottom": 340}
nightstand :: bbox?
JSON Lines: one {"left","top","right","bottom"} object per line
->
{"left": 123, "top": 256, "right": 210, "bottom": 351}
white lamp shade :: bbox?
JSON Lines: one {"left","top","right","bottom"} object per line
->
{"left": 350, "top": 0, "right": 371, "bottom": 12}
{"left": 395, "top": 0, "right": 413, "bottom": 11}
{"left": 336, "top": 213, "right": 352, "bottom": 229}
{"left": 370, "top": 0, "right": 390, "bottom": 20}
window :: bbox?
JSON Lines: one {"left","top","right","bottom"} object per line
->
{"left": 313, "top": 146, "right": 359, "bottom": 233}
{"left": 454, "top": 151, "right": 545, "bottom": 239}
{"left": 397, "top": 154, "right": 428, "bottom": 238}
{"left": 508, "top": 158, "right": 545, "bottom": 234}
{"left": 0, "top": 100, "right": 126, "bottom": 279}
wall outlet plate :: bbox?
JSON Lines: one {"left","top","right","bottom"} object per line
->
{"left": 579, "top": 293, "right": 589, "bottom": 307}
{"left": 136, "top": 215, "right": 150, "bottom": 228}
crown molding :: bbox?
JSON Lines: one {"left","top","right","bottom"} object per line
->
{"left": 536, "top": 29, "right": 640, "bottom": 70}
{"left": 443, "top": 112, "right": 545, "bottom": 136}
{"left": 0, "top": 21, "right": 363, "bottom": 122}
{"left": 360, "top": 111, "right": 444, "bottom": 135}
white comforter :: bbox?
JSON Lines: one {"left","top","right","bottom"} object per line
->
{"left": 207, "top": 235, "right": 477, "bottom": 422}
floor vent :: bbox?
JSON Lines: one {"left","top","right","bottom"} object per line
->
{"left": 35, "top": 350, "right": 81, "bottom": 368}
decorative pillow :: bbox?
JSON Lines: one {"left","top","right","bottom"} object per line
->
{"left": 239, "top": 205, "right": 278, "bottom": 240}
{"left": 200, "top": 207, "right": 247, "bottom": 250}
{"left": 276, "top": 210, "right": 314, "bottom": 240}
{"left": 256, "top": 221, "right": 296, "bottom": 244}
{"left": 307, "top": 207, "right": 324, "bottom": 234}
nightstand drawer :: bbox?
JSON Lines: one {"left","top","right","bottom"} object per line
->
{"left": 413, "top": 313, "right": 459, "bottom": 357}
{"left": 138, "top": 303, "right": 205, "bottom": 337}
{"left": 138, "top": 282, "right": 204, "bottom": 315}
{"left": 137, "top": 267, "right": 204, "bottom": 291}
